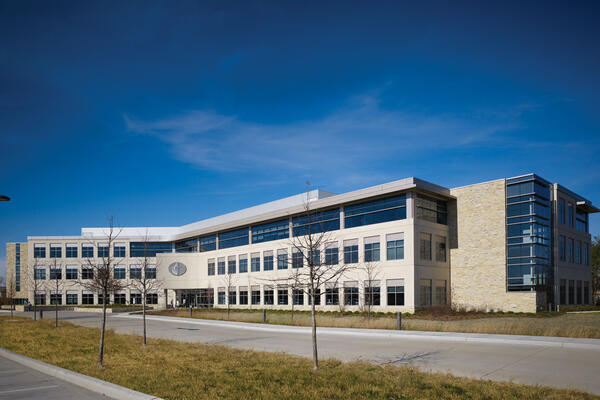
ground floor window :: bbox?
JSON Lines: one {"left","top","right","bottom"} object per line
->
{"left": 568, "top": 280, "right": 575, "bottom": 304}
{"left": 559, "top": 279, "right": 566, "bottom": 304}
{"left": 218, "top": 290, "right": 226, "bottom": 305}
{"left": 420, "top": 279, "right": 432, "bottom": 306}
{"left": 228, "top": 289, "right": 237, "bottom": 305}
{"left": 114, "top": 293, "right": 126, "bottom": 305}
{"left": 434, "top": 280, "right": 447, "bottom": 305}
{"left": 264, "top": 289, "right": 274, "bottom": 305}
{"left": 364, "top": 282, "right": 380, "bottom": 306}
{"left": 308, "top": 288, "right": 321, "bottom": 305}
{"left": 584, "top": 281, "right": 590, "bottom": 305}
{"left": 82, "top": 293, "right": 94, "bottom": 305}
{"left": 146, "top": 293, "right": 158, "bottom": 305}
{"left": 577, "top": 281, "right": 582, "bottom": 305}
{"left": 239, "top": 289, "right": 248, "bottom": 305}
{"left": 387, "top": 279, "right": 405, "bottom": 306}
{"left": 130, "top": 293, "right": 142, "bottom": 305}
{"left": 66, "top": 293, "right": 78, "bottom": 305}
{"left": 35, "top": 293, "right": 46, "bottom": 305}
{"left": 98, "top": 293, "right": 110, "bottom": 305}
{"left": 293, "top": 289, "right": 303, "bottom": 305}
{"left": 50, "top": 293, "right": 62, "bottom": 305}
{"left": 325, "top": 287, "right": 339, "bottom": 305}
{"left": 344, "top": 282, "right": 359, "bottom": 306}
{"left": 278, "top": 289, "right": 288, "bottom": 305}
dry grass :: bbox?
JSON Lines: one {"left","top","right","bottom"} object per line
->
{"left": 149, "top": 309, "right": 600, "bottom": 338}
{"left": 0, "top": 316, "right": 597, "bottom": 400}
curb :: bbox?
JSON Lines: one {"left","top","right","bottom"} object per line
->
{"left": 120, "top": 314, "right": 600, "bottom": 350}
{"left": 0, "top": 347, "right": 163, "bottom": 400}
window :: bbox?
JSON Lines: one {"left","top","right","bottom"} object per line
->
{"left": 34, "top": 244, "right": 46, "bottom": 258}
{"left": 114, "top": 243, "right": 126, "bottom": 257}
{"left": 130, "top": 265, "right": 142, "bottom": 279}
{"left": 420, "top": 233, "right": 432, "bottom": 261}
{"left": 35, "top": 267, "right": 46, "bottom": 280}
{"left": 114, "top": 293, "right": 126, "bottom": 305}
{"left": 577, "top": 281, "right": 582, "bottom": 305}
{"left": 145, "top": 265, "right": 156, "bottom": 279}
{"left": 252, "top": 219, "right": 289, "bottom": 243}
{"left": 568, "top": 203, "right": 574, "bottom": 227}
{"left": 82, "top": 244, "right": 93, "bottom": 258}
{"left": 50, "top": 244, "right": 62, "bottom": 258}
{"left": 251, "top": 253, "right": 260, "bottom": 272}
{"left": 218, "top": 289, "right": 226, "bottom": 305}
{"left": 82, "top": 267, "right": 93, "bottom": 280}
{"left": 415, "top": 194, "right": 448, "bottom": 225}
{"left": 293, "top": 208, "right": 340, "bottom": 236}
{"left": 558, "top": 198, "right": 565, "bottom": 224}
{"left": 251, "top": 286, "right": 261, "bottom": 305}
{"left": 583, "top": 243, "right": 589, "bottom": 265}
{"left": 364, "top": 280, "right": 380, "bottom": 306}
{"left": 277, "top": 288, "right": 288, "bottom": 305}
{"left": 219, "top": 228, "right": 249, "bottom": 249}
{"left": 66, "top": 266, "right": 78, "bottom": 280}
{"left": 98, "top": 244, "right": 109, "bottom": 258}
{"left": 263, "top": 252, "right": 274, "bottom": 271}
{"left": 264, "top": 288, "right": 274, "bottom": 305}
{"left": 208, "top": 259, "right": 215, "bottom": 276}
{"left": 345, "top": 195, "right": 407, "bottom": 228}
{"left": 82, "top": 292, "right": 94, "bottom": 305}
{"left": 98, "top": 293, "right": 108, "bottom": 305}
{"left": 228, "top": 288, "right": 237, "bottom": 305}
{"left": 559, "top": 236, "right": 566, "bottom": 261}
{"left": 311, "top": 249, "right": 320, "bottom": 265}
{"left": 386, "top": 233, "right": 404, "bottom": 260}
{"left": 576, "top": 211, "right": 588, "bottom": 232}
{"left": 66, "top": 292, "right": 78, "bottom": 305}
{"left": 114, "top": 266, "right": 126, "bottom": 279}
{"left": 420, "top": 279, "right": 432, "bottom": 306}
{"left": 199, "top": 235, "right": 217, "bottom": 252}
{"left": 130, "top": 242, "right": 172, "bottom": 257}
{"left": 292, "top": 251, "right": 303, "bottom": 268}
{"left": 218, "top": 258, "right": 226, "bottom": 275}
{"left": 49, "top": 267, "right": 61, "bottom": 280}
{"left": 435, "top": 280, "right": 447, "bottom": 305}
{"left": 364, "top": 237, "right": 380, "bottom": 262}
{"left": 147, "top": 293, "right": 158, "bottom": 304}
{"left": 228, "top": 256, "right": 236, "bottom": 274}
{"left": 130, "top": 292, "right": 142, "bottom": 305}
{"left": 293, "top": 289, "right": 304, "bottom": 305}
{"left": 50, "top": 293, "right": 62, "bottom": 305}
{"left": 325, "top": 286, "right": 339, "bottom": 305}
{"left": 568, "top": 280, "right": 575, "bottom": 304}
{"left": 308, "top": 288, "right": 321, "bottom": 305}
{"left": 239, "top": 255, "right": 248, "bottom": 273}
{"left": 239, "top": 287, "right": 248, "bottom": 305}
{"left": 175, "top": 238, "right": 198, "bottom": 253}
{"left": 66, "top": 244, "right": 77, "bottom": 258}
{"left": 15, "top": 243, "right": 20, "bottom": 291}
{"left": 584, "top": 281, "right": 590, "bottom": 305}
{"left": 343, "top": 239, "right": 358, "bottom": 264}
{"left": 576, "top": 241, "right": 582, "bottom": 264}
{"left": 35, "top": 292, "right": 46, "bottom": 305}
{"left": 325, "top": 244, "right": 338, "bottom": 265}
{"left": 559, "top": 279, "right": 566, "bottom": 304}
{"left": 387, "top": 279, "right": 404, "bottom": 306}
{"left": 277, "top": 249, "right": 288, "bottom": 270}
{"left": 344, "top": 282, "right": 359, "bottom": 305}
{"left": 568, "top": 238, "right": 574, "bottom": 263}
{"left": 436, "top": 236, "right": 446, "bottom": 262}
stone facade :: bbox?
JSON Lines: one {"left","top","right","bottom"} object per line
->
{"left": 449, "top": 180, "right": 539, "bottom": 313}
{"left": 5, "top": 243, "right": 29, "bottom": 300}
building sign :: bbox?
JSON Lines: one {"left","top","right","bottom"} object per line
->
{"left": 168, "top": 262, "right": 187, "bottom": 276}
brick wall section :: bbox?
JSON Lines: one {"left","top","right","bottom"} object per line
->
{"left": 449, "top": 180, "right": 538, "bottom": 312}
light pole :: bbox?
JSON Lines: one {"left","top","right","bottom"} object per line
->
{"left": 0, "top": 196, "right": 10, "bottom": 201}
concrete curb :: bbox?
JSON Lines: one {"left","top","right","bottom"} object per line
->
{"left": 0, "top": 347, "right": 163, "bottom": 400}
{"left": 120, "top": 314, "right": 600, "bottom": 350}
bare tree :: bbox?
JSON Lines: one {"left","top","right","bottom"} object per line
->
{"left": 78, "top": 217, "right": 126, "bottom": 368}
{"left": 276, "top": 190, "right": 355, "bottom": 370}
{"left": 129, "top": 234, "right": 163, "bottom": 346}
{"left": 6, "top": 276, "right": 16, "bottom": 318}
{"left": 26, "top": 259, "right": 43, "bottom": 321}
{"left": 360, "top": 262, "right": 381, "bottom": 320}
{"left": 47, "top": 258, "right": 64, "bottom": 327}
{"left": 221, "top": 272, "right": 237, "bottom": 319}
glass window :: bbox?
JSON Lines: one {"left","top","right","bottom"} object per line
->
{"left": 50, "top": 244, "right": 62, "bottom": 258}
{"left": 239, "top": 288, "right": 248, "bottom": 305}
{"left": 277, "top": 250, "right": 288, "bottom": 270}
{"left": 420, "top": 233, "right": 432, "bottom": 261}
{"left": 293, "top": 289, "right": 304, "bottom": 305}
{"left": 558, "top": 198, "right": 565, "bottom": 224}
{"left": 50, "top": 293, "right": 62, "bottom": 305}
{"left": 82, "top": 293, "right": 94, "bottom": 305}
{"left": 98, "top": 244, "right": 109, "bottom": 258}
{"left": 34, "top": 244, "right": 46, "bottom": 258}
{"left": 219, "top": 228, "right": 249, "bottom": 249}
{"left": 114, "top": 293, "right": 126, "bottom": 305}
{"left": 130, "top": 265, "right": 142, "bottom": 279}
{"left": 344, "top": 282, "right": 359, "bottom": 306}
{"left": 559, "top": 279, "right": 566, "bottom": 304}
{"left": 568, "top": 280, "right": 575, "bottom": 304}
{"left": 325, "top": 246, "right": 338, "bottom": 265}
{"left": 114, "top": 266, "right": 126, "bottom": 279}
{"left": 145, "top": 265, "right": 156, "bottom": 279}
{"left": 325, "top": 287, "right": 339, "bottom": 305}
{"left": 218, "top": 290, "right": 226, "bottom": 305}
{"left": 584, "top": 281, "right": 590, "bottom": 305}
{"left": 82, "top": 267, "right": 93, "bottom": 280}
{"left": 66, "top": 293, "right": 78, "bottom": 305}
{"left": 310, "top": 249, "right": 320, "bottom": 266}
{"left": 228, "top": 257, "right": 236, "bottom": 274}
{"left": 420, "top": 279, "right": 432, "bottom": 306}
{"left": 364, "top": 237, "right": 380, "bottom": 262}
{"left": 387, "top": 279, "right": 404, "bottom": 306}
{"left": 364, "top": 281, "right": 380, "bottom": 306}
{"left": 217, "top": 259, "right": 226, "bottom": 275}
{"left": 277, "top": 288, "right": 288, "bottom": 305}
{"left": 292, "top": 251, "right": 303, "bottom": 268}
{"left": 199, "top": 235, "right": 217, "bottom": 252}
{"left": 436, "top": 236, "right": 447, "bottom": 262}
{"left": 264, "top": 288, "right": 274, "bottom": 305}
{"left": 113, "top": 243, "right": 126, "bottom": 257}
{"left": 251, "top": 253, "right": 260, "bottom": 272}
{"left": 343, "top": 240, "right": 358, "bottom": 264}
{"left": 146, "top": 293, "right": 158, "bottom": 305}
{"left": 35, "top": 267, "right": 47, "bottom": 280}
{"left": 576, "top": 241, "right": 581, "bottom": 264}
{"left": 251, "top": 288, "right": 261, "bottom": 305}
{"left": 308, "top": 288, "right": 321, "bottom": 305}
{"left": 228, "top": 288, "right": 237, "bottom": 305}
{"left": 415, "top": 194, "right": 448, "bottom": 225}
{"left": 252, "top": 219, "right": 289, "bottom": 243}
{"left": 66, "top": 244, "right": 78, "bottom": 258}
{"left": 576, "top": 211, "right": 588, "bottom": 232}
{"left": 263, "top": 253, "right": 274, "bottom": 271}
{"left": 293, "top": 208, "right": 340, "bottom": 236}
{"left": 559, "top": 236, "right": 566, "bottom": 261}
{"left": 568, "top": 203, "right": 574, "bottom": 227}
{"left": 239, "top": 256, "right": 248, "bottom": 273}
{"left": 130, "top": 242, "right": 172, "bottom": 257}
{"left": 49, "top": 267, "right": 62, "bottom": 280}
{"left": 386, "top": 233, "right": 404, "bottom": 260}
{"left": 130, "top": 293, "right": 142, "bottom": 304}
{"left": 82, "top": 244, "right": 93, "bottom": 258}
{"left": 66, "top": 266, "right": 78, "bottom": 280}
{"left": 577, "top": 281, "right": 582, "bottom": 305}
{"left": 435, "top": 280, "right": 447, "bottom": 305}
{"left": 344, "top": 195, "right": 407, "bottom": 229}
{"left": 175, "top": 238, "right": 198, "bottom": 253}
{"left": 568, "top": 239, "right": 574, "bottom": 262}
{"left": 35, "top": 293, "right": 46, "bottom": 305}
{"left": 208, "top": 260, "right": 215, "bottom": 276}
{"left": 583, "top": 243, "right": 589, "bottom": 265}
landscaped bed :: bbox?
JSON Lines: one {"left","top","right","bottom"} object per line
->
{"left": 0, "top": 316, "right": 596, "bottom": 400}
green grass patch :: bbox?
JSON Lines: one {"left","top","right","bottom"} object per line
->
{"left": 0, "top": 316, "right": 596, "bottom": 400}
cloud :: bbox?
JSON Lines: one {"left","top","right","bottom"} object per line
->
{"left": 124, "top": 93, "right": 525, "bottom": 175}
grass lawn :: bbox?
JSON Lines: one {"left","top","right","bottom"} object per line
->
{"left": 0, "top": 316, "right": 597, "bottom": 400}
{"left": 148, "top": 308, "right": 600, "bottom": 339}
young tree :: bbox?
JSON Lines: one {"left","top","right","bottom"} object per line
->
{"left": 79, "top": 217, "right": 126, "bottom": 368}
{"left": 129, "top": 236, "right": 163, "bottom": 346}
{"left": 26, "top": 259, "right": 44, "bottom": 321}
{"left": 592, "top": 236, "right": 600, "bottom": 305}
{"left": 6, "top": 276, "right": 16, "bottom": 318}
{"left": 47, "top": 258, "right": 64, "bottom": 327}
{"left": 360, "top": 262, "right": 381, "bottom": 320}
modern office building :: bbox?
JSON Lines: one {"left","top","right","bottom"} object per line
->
{"left": 5, "top": 174, "right": 597, "bottom": 313}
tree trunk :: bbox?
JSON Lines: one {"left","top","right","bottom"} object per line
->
{"left": 310, "top": 292, "right": 318, "bottom": 370}
{"left": 142, "top": 294, "right": 147, "bottom": 346}
{"left": 98, "top": 293, "right": 107, "bottom": 368}
{"left": 55, "top": 301, "right": 58, "bottom": 328}
{"left": 33, "top": 301, "right": 37, "bottom": 321}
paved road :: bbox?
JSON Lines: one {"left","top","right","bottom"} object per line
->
{"left": 7, "top": 310, "right": 600, "bottom": 395}
{"left": 0, "top": 354, "right": 108, "bottom": 400}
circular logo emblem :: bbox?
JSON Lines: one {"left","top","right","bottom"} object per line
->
{"left": 168, "top": 262, "right": 187, "bottom": 276}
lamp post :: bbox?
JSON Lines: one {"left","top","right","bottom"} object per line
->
{"left": 0, "top": 196, "right": 9, "bottom": 201}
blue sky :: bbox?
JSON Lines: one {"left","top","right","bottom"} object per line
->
{"left": 1, "top": 1, "right": 599, "bottom": 278}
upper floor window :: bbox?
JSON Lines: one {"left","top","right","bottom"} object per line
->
{"left": 82, "top": 244, "right": 93, "bottom": 258}
{"left": 114, "top": 243, "right": 126, "bottom": 258}
{"left": 419, "top": 233, "right": 432, "bottom": 261}
{"left": 66, "top": 266, "right": 78, "bottom": 280}
{"left": 416, "top": 195, "right": 448, "bottom": 225}
{"left": 344, "top": 195, "right": 406, "bottom": 229}
{"left": 239, "top": 255, "right": 248, "bottom": 273}
{"left": 325, "top": 244, "right": 339, "bottom": 265}
{"left": 130, "top": 242, "right": 172, "bottom": 257}
{"left": 277, "top": 249, "right": 288, "bottom": 270}
{"left": 130, "top": 265, "right": 142, "bottom": 279}
{"left": 66, "top": 244, "right": 78, "bottom": 258}
{"left": 34, "top": 244, "right": 46, "bottom": 258}
{"left": 217, "top": 258, "right": 226, "bottom": 275}
{"left": 293, "top": 209, "right": 340, "bottom": 236}
{"left": 436, "top": 236, "right": 446, "bottom": 262}
{"left": 252, "top": 219, "right": 289, "bottom": 243}
{"left": 82, "top": 267, "right": 94, "bottom": 280}
{"left": 218, "top": 228, "right": 249, "bottom": 250}
{"left": 386, "top": 233, "right": 404, "bottom": 261}
{"left": 575, "top": 241, "right": 581, "bottom": 264}
{"left": 50, "top": 244, "right": 62, "bottom": 258}
{"left": 568, "top": 203, "right": 574, "bottom": 227}
{"left": 98, "top": 244, "right": 109, "bottom": 258}
{"left": 251, "top": 253, "right": 260, "bottom": 272}
{"left": 583, "top": 244, "right": 589, "bottom": 265}
{"left": 558, "top": 198, "right": 565, "bottom": 224}
{"left": 145, "top": 266, "right": 157, "bottom": 280}
{"left": 35, "top": 267, "right": 46, "bottom": 280}
{"left": 175, "top": 238, "right": 198, "bottom": 253}
{"left": 208, "top": 259, "right": 215, "bottom": 276}
{"left": 199, "top": 235, "right": 217, "bottom": 252}
{"left": 49, "top": 266, "right": 62, "bottom": 280}
{"left": 576, "top": 211, "right": 588, "bottom": 233}
{"left": 559, "top": 235, "right": 566, "bottom": 261}
{"left": 228, "top": 256, "right": 237, "bottom": 274}
{"left": 114, "top": 266, "right": 126, "bottom": 280}
{"left": 364, "top": 236, "right": 380, "bottom": 262}
{"left": 292, "top": 251, "right": 303, "bottom": 268}
{"left": 343, "top": 239, "right": 358, "bottom": 264}
{"left": 567, "top": 238, "right": 574, "bottom": 263}
{"left": 263, "top": 251, "right": 274, "bottom": 271}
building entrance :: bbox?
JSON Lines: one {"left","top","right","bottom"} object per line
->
{"left": 176, "top": 289, "right": 214, "bottom": 308}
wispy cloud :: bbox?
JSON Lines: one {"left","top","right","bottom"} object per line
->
{"left": 124, "top": 93, "right": 526, "bottom": 176}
